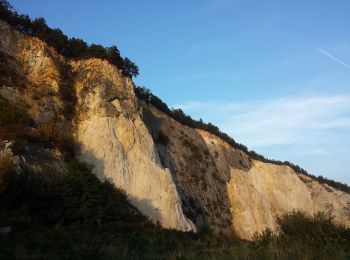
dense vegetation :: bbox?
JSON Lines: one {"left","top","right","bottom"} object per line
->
{"left": 0, "top": 159, "right": 146, "bottom": 229}
{"left": 1, "top": 176, "right": 350, "bottom": 260}
{"left": 135, "top": 86, "right": 350, "bottom": 194}
{"left": 0, "top": 0, "right": 138, "bottom": 77}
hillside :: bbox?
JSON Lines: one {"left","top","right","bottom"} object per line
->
{"left": 0, "top": 3, "right": 350, "bottom": 258}
{"left": 1, "top": 14, "right": 349, "bottom": 238}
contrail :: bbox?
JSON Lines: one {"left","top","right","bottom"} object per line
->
{"left": 318, "top": 48, "right": 350, "bottom": 69}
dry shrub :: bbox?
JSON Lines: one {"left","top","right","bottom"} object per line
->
{"left": 37, "top": 123, "right": 61, "bottom": 142}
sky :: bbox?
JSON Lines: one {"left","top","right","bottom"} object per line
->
{"left": 10, "top": 0, "right": 350, "bottom": 184}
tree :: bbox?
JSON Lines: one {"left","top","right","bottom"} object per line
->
{"left": 86, "top": 44, "right": 107, "bottom": 59}
{"left": 66, "top": 38, "right": 88, "bottom": 58}
{"left": 31, "top": 18, "right": 49, "bottom": 39}
{"left": 123, "top": 57, "right": 139, "bottom": 77}
{"left": 46, "top": 28, "right": 68, "bottom": 53}
{"left": 0, "top": 1, "right": 17, "bottom": 27}
{"left": 15, "top": 14, "right": 32, "bottom": 33}
{"left": 106, "top": 45, "right": 123, "bottom": 68}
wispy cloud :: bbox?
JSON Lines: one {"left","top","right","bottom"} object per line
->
{"left": 318, "top": 48, "right": 350, "bottom": 69}
{"left": 174, "top": 95, "right": 350, "bottom": 148}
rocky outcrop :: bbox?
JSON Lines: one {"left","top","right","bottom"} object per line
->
{"left": 142, "top": 105, "right": 252, "bottom": 235}
{"left": 72, "top": 59, "right": 195, "bottom": 231}
{"left": 199, "top": 132, "right": 350, "bottom": 240}
{"left": 0, "top": 19, "right": 195, "bottom": 232}
{"left": 142, "top": 106, "right": 350, "bottom": 239}
{"left": 1, "top": 19, "right": 349, "bottom": 240}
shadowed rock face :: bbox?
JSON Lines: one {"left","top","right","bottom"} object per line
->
{"left": 141, "top": 105, "right": 252, "bottom": 235}
{"left": 1, "top": 19, "right": 349, "bottom": 240}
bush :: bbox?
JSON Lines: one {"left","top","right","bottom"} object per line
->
{"left": 277, "top": 211, "right": 350, "bottom": 247}
{"left": 0, "top": 152, "right": 13, "bottom": 193}
{"left": 251, "top": 211, "right": 350, "bottom": 259}
{"left": 0, "top": 158, "right": 145, "bottom": 230}
{"left": 37, "top": 123, "right": 62, "bottom": 142}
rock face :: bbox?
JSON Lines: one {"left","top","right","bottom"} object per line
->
{"left": 198, "top": 131, "right": 350, "bottom": 239}
{"left": 72, "top": 59, "right": 195, "bottom": 231}
{"left": 1, "top": 19, "right": 350, "bottom": 240}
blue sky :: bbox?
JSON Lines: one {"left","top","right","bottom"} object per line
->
{"left": 10, "top": 0, "right": 350, "bottom": 184}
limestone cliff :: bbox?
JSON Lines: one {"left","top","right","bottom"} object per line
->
{"left": 72, "top": 59, "right": 195, "bottom": 231}
{"left": 1, "top": 19, "right": 349, "bottom": 240}
{"left": 201, "top": 131, "right": 350, "bottom": 239}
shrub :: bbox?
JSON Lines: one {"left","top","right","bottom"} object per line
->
{"left": 277, "top": 211, "right": 350, "bottom": 247}
{"left": 0, "top": 158, "right": 146, "bottom": 229}
{"left": 252, "top": 211, "right": 350, "bottom": 259}
{"left": 37, "top": 122, "right": 75, "bottom": 156}
{"left": 37, "top": 123, "right": 61, "bottom": 142}
{"left": 0, "top": 153, "right": 13, "bottom": 193}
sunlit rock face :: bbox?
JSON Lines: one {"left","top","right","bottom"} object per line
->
{"left": 71, "top": 59, "right": 196, "bottom": 231}
{"left": 197, "top": 131, "right": 350, "bottom": 240}
{"left": 1, "top": 19, "right": 349, "bottom": 239}
{"left": 227, "top": 161, "right": 313, "bottom": 239}
{"left": 226, "top": 161, "right": 350, "bottom": 240}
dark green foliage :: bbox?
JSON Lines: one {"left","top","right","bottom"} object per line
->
{"left": 277, "top": 211, "right": 350, "bottom": 247}
{"left": 46, "top": 28, "right": 68, "bottom": 53}
{"left": 313, "top": 175, "right": 350, "bottom": 194}
{"left": 30, "top": 18, "right": 48, "bottom": 39}
{"left": 0, "top": 1, "right": 139, "bottom": 77}
{"left": 135, "top": 86, "right": 350, "bottom": 194}
{"left": 122, "top": 57, "right": 139, "bottom": 77}
{"left": 86, "top": 44, "right": 108, "bottom": 59}
{"left": 253, "top": 211, "right": 350, "bottom": 259}
{"left": 0, "top": 211, "right": 349, "bottom": 259}
{"left": 0, "top": 158, "right": 145, "bottom": 230}
{"left": 65, "top": 37, "right": 88, "bottom": 58}
{"left": 106, "top": 45, "right": 123, "bottom": 68}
